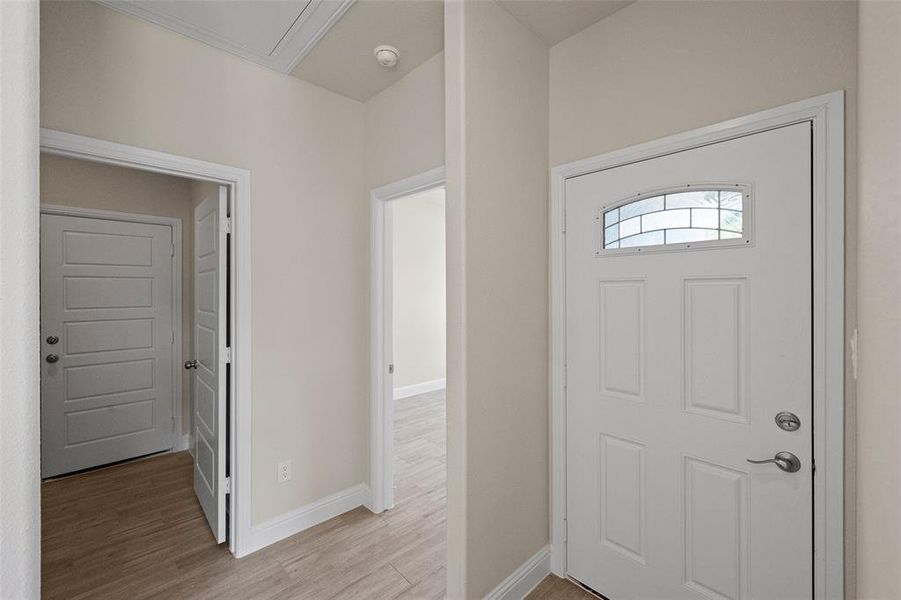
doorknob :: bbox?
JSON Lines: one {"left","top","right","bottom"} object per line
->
{"left": 747, "top": 451, "right": 801, "bottom": 473}
{"left": 46, "top": 354, "right": 59, "bottom": 364}
{"left": 184, "top": 359, "right": 198, "bottom": 370}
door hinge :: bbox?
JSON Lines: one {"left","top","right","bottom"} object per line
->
{"left": 171, "top": 330, "right": 175, "bottom": 344}
{"left": 562, "top": 364, "right": 567, "bottom": 389}
{"left": 388, "top": 363, "right": 394, "bottom": 374}
{"left": 812, "top": 457, "right": 816, "bottom": 476}
{"left": 170, "top": 242, "right": 176, "bottom": 257}
{"left": 223, "top": 347, "right": 232, "bottom": 364}
{"left": 224, "top": 216, "right": 233, "bottom": 234}
{"left": 223, "top": 477, "right": 231, "bottom": 494}
{"left": 563, "top": 517, "right": 567, "bottom": 542}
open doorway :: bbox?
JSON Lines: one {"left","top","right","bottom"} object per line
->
{"left": 389, "top": 185, "right": 446, "bottom": 516}
{"left": 366, "top": 168, "right": 447, "bottom": 593}
{"left": 38, "top": 148, "right": 240, "bottom": 595}
{"left": 370, "top": 168, "right": 446, "bottom": 514}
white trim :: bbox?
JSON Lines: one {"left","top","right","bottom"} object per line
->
{"left": 370, "top": 166, "right": 446, "bottom": 514}
{"left": 549, "top": 92, "right": 845, "bottom": 598}
{"left": 246, "top": 483, "right": 371, "bottom": 554}
{"left": 39, "top": 203, "right": 186, "bottom": 454}
{"left": 483, "top": 546, "right": 550, "bottom": 600}
{"left": 394, "top": 378, "right": 447, "bottom": 400}
{"left": 94, "top": 0, "right": 355, "bottom": 74}
{"left": 40, "top": 128, "right": 254, "bottom": 558}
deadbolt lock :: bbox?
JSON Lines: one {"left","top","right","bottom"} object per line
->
{"left": 775, "top": 411, "right": 801, "bottom": 432}
{"left": 46, "top": 335, "right": 59, "bottom": 345}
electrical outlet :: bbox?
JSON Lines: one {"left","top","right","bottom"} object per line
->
{"left": 277, "top": 460, "right": 292, "bottom": 483}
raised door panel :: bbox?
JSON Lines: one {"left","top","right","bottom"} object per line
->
{"left": 683, "top": 278, "right": 748, "bottom": 423}
{"left": 598, "top": 280, "right": 644, "bottom": 403}
{"left": 684, "top": 457, "right": 749, "bottom": 600}
{"left": 599, "top": 433, "right": 646, "bottom": 564}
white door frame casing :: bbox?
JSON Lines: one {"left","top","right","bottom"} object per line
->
{"left": 549, "top": 92, "right": 845, "bottom": 598}
{"left": 39, "top": 128, "right": 254, "bottom": 558}
{"left": 369, "top": 166, "right": 446, "bottom": 514}
{"left": 39, "top": 204, "right": 189, "bottom": 453}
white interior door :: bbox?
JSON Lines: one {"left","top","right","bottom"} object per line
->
{"left": 565, "top": 123, "right": 812, "bottom": 599}
{"left": 191, "top": 185, "right": 229, "bottom": 543}
{"left": 40, "top": 214, "right": 175, "bottom": 478}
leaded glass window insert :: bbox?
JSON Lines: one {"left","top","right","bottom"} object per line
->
{"left": 602, "top": 189, "right": 746, "bottom": 250}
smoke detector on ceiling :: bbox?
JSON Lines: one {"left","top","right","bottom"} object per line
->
{"left": 374, "top": 45, "right": 400, "bottom": 68}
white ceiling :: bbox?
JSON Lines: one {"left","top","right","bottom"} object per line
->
{"left": 95, "top": 0, "right": 355, "bottom": 73}
{"left": 291, "top": 0, "right": 444, "bottom": 103}
{"left": 497, "top": 0, "right": 635, "bottom": 46}
{"left": 93, "top": 0, "right": 634, "bottom": 103}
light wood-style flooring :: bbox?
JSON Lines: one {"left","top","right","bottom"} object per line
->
{"left": 42, "top": 390, "right": 446, "bottom": 599}
{"left": 42, "top": 388, "right": 588, "bottom": 599}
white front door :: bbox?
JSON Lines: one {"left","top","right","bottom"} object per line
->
{"left": 565, "top": 123, "right": 812, "bottom": 599}
{"left": 40, "top": 213, "right": 175, "bottom": 478}
{"left": 190, "top": 186, "right": 229, "bottom": 543}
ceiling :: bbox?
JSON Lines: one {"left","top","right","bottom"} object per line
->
{"left": 292, "top": 0, "right": 444, "bottom": 102}
{"left": 94, "top": 0, "right": 633, "bottom": 103}
{"left": 95, "top": 0, "right": 356, "bottom": 73}
{"left": 498, "top": 0, "right": 635, "bottom": 46}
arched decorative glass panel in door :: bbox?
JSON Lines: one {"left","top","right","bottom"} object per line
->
{"left": 601, "top": 185, "right": 751, "bottom": 252}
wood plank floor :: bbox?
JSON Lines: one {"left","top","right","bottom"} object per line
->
{"left": 42, "top": 388, "right": 588, "bottom": 599}
{"left": 526, "top": 576, "right": 600, "bottom": 600}
{"left": 42, "top": 390, "right": 447, "bottom": 600}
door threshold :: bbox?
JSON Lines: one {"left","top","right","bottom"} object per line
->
{"left": 41, "top": 448, "right": 177, "bottom": 482}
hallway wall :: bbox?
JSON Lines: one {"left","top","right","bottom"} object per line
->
{"left": 0, "top": 0, "right": 40, "bottom": 596}
{"left": 856, "top": 2, "right": 901, "bottom": 597}
{"left": 41, "top": 0, "right": 367, "bottom": 525}
{"left": 445, "top": 2, "right": 550, "bottom": 596}
{"left": 364, "top": 51, "right": 445, "bottom": 191}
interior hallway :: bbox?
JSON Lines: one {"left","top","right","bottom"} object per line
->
{"left": 41, "top": 390, "right": 446, "bottom": 599}
{"left": 40, "top": 388, "right": 589, "bottom": 599}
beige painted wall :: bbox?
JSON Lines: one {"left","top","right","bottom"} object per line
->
{"left": 40, "top": 154, "right": 196, "bottom": 437}
{"left": 41, "top": 0, "right": 367, "bottom": 524}
{"left": 856, "top": 2, "right": 901, "bottom": 598}
{"left": 364, "top": 51, "right": 445, "bottom": 190}
{"left": 392, "top": 188, "right": 446, "bottom": 390}
{"left": 445, "top": 2, "right": 550, "bottom": 596}
{"left": 0, "top": 1, "right": 40, "bottom": 596}
{"left": 550, "top": 1, "right": 858, "bottom": 594}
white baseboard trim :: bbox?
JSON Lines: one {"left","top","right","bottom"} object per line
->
{"left": 246, "top": 483, "right": 371, "bottom": 555}
{"left": 484, "top": 545, "right": 551, "bottom": 600}
{"left": 172, "top": 433, "right": 191, "bottom": 453}
{"left": 393, "top": 378, "right": 446, "bottom": 400}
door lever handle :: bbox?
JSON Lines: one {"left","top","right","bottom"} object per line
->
{"left": 747, "top": 451, "right": 801, "bottom": 473}
{"left": 184, "top": 359, "right": 198, "bottom": 370}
